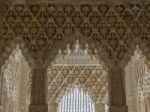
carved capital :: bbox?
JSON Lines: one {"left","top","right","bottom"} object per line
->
{"left": 29, "top": 104, "right": 48, "bottom": 112}
{"left": 106, "top": 105, "right": 128, "bottom": 112}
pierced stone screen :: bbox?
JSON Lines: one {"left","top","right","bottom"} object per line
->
{"left": 59, "top": 87, "right": 95, "bottom": 112}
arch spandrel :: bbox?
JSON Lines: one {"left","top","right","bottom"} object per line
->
{"left": 0, "top": 32, "right": 34, "bottom": 70}
{"left": 138, "top": 42, "right": 150, "bottom": 69}
{"left": 121, "top": 28, "right": 150, "bottom": 69}
{"left": 47, "top": 66, "right": 108, "bottom": 103}
{"left": 44, "top": 32, "right": 111, "bottom": 69}
{"left": 1, "top": 2, "right": 150, "bottom": 69}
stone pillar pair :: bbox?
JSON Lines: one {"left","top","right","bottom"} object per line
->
{"left": 25, "top": 63, "right": 129, "bottom": 112}
{"left": 0, "top": 64, "right": 128, "bottom": 112}
{"left": 27, "top": 66, "right": 58, "bottom": 112}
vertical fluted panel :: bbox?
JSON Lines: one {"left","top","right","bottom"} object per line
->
{"left": 59, "top": 87, "right": 94, "bottom": 112}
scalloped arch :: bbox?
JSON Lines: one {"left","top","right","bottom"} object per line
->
{"left": 0, "top": 34, "right": 34, "bottom": 70}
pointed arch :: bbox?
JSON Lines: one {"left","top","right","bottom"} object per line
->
{"left": 59, "top": 87, "right": 95, "bottom": 112}
{"left": 0, "top": 30, "right": 34, "bottom": 71}
{"left": 44, "top": 32, "right": 110, "bottom": 69}
{"left": 47, "top": 40, "right": 108, "bottom": 106}
{"left": 125, "top": 46, "right": 150, "bottom": 112}
{"left": 1, "top": 45, "right": 32, "bottom": 112}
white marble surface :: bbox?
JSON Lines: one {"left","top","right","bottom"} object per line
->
{"left": 0, "top": 105, "right": 3, "bottom": 112}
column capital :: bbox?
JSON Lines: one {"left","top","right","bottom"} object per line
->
{"left": 106, "top": 106, "right": 128, "bottom": 112}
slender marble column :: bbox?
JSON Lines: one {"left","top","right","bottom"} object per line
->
{"left": 0, "top": 105, "right": 2, "bottom": 112}
{"left": 0, "top": 75, "right": 2, "bottom": 112}
{"left": 29, "top": 66, "right": 48, "bottom": 112}
{"left": 0, "top": 66, "right": 3, "bottom": 112}
{"left": 95, "top": 102, "right": 105, "bottom": 112}
{"left": 106, "top": 64, "right": 128, "bottom": 112}
{"left": 49, "top": 102, "right": 58, "bottom": 112}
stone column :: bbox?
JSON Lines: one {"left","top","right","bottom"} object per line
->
{"left": 0, "top": 1, "right": 6, "bottom": 111}
{"left": 0, "top": 67, "right": 3, "bottom": 112}
{"left": 48, "top": 102, "right": 58, "bottom": 112}
{"left": 95, "top": 102, "right": 105, "bottom": 112}
{"left": 0, "top": 83, "right": 2, "bottom": 112}
{"left": 29, "top": 67, "right": 48, "bottom": 112}
{"left": 0, "top": 105, "right": 2, "bottom": 112}
{"left": 0, "top": 0, "right": 4, "bottom": 110}
{"left": 146, "top": 97, "right": 150, "bottom": 112}
{"left": 125, "top": 61, "right": 138, "bottom": 112}
{"left": 106, "top": 64, "right": 128, "bottom": 112}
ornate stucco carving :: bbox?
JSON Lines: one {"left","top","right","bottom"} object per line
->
{"left": 47, "top": 40, "right": 108, "bottom": 104}
{"left": 0, "top": 2, "right": 150, "bottom": 69}
{"left": 1, "top": 46, "right": 31, "bottom": 112}
{"left": 0, "top": 1, "right": 150, "bottom": 112}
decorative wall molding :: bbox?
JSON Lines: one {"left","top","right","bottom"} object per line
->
{"left": 0, "top": 1, "right": 150, "bottom": 112}
{"left": 0, "top": 2, "right": 149, "bottom": 69}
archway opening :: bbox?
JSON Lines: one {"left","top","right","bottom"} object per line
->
{"left": 47, "top": 40, "right": 108, "bottom": 112}
{"left": 125, "top": 46, "right": 150, "bottom": 112}
{"left": 1, "top": 45, "right": 31, "bottom": 112}
{"left": 59, "top": 86, "right": 95, "bottom": 112}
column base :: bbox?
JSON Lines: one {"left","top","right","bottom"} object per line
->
{"left": 106, "top": 105, "right": 128, "bottom": 112}
{"left": 29, "top": 104, "right": 48, "bottom": 112}
{"left": 0, "top": 105, "right": 2, "bottom": 112}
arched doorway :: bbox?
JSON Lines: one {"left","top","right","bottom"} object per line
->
{"left": 125, "top": 46, "right": 150, "bottom": 112}
{"left": 59, "top": 86, "right": 95, "bottom": 112}
{"left": 47, "top": 40, "right": 108, "bottom": 112}
{"left": 1, "top": 45, "right": 31, "bottom": 112}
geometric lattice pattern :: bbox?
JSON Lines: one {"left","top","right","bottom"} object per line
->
{"left": 1, "top": 3, "right": 150, "bottom": 68}
{"left": 47, "top": 65, "right": 108, "bottom": 103}
{"left": 1, "top": 46, "right": 31, "bottom": 112}
{"left": 126, "top": 47, "right": 150, "bottom": 112}
{"left": 59, "top": 87, "right": 95, "bottom": 112}
{"left": 47, "top": 41, "right": 108, "bottom": 104}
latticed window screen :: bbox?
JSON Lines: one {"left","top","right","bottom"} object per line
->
{"left": 59, "top": 87, "right": 95, "bottom": 112}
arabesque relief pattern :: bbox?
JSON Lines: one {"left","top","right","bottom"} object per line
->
{"left": 125, "top": 47, "right": 150, "bottom": 112}
{"left": 47, "top": 65, "right": 108, "bottom": 103}
{"left": 1, "top": 46, "right": 31, "bottom": 112}
{"left": 135, "top": 49, "right": 150, "bottom": 112}
{"left": 47, "top": 40, "right": 108, "bottom": 104}
{"left": 0, "top": 3, "right": 150, "bottom": 68}
{"left": 0, "top": 1, "right": 150, "bottom": 112}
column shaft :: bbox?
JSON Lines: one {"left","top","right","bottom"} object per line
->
{"left": 107, "top": 65, "right": 128, "bottom": 112}
{"left": 49, "top": 102, "right": 58, "bottom": 112}
{"left": 29, "top": 67, "right": 48, "bottom": 112}
{"left": 0, "top": 105, "right": 2, "bottom": 112}
{"left": 95, "top": 103, "right": 105, "bottom": 112}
